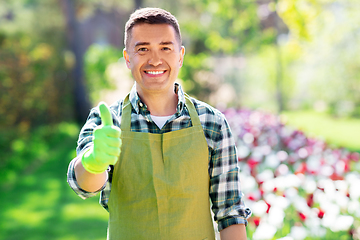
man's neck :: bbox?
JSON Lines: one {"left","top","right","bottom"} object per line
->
{"left": 137, "top": 89, "right": 178, "bottom": 116}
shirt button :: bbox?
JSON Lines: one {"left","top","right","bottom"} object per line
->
{"left": 139, "top": 102, "right": 143, "bottom": 107}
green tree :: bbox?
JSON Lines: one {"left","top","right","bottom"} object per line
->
{"left": 176, "top": 0, "right": 277, "bottom": 107}
{"left": 277, "top": 0, "right": 360, "bottom": 117}
{"left": 0, "top": 0, "right": 73, "bottom": 130}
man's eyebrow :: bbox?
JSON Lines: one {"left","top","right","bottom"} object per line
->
{"left": 134, "top": 41, "right": 175, "bottom": 47}
{"left": 160, "top": 41, "right": 175, "bottom": 45}
{"left": 134, "top": 42, "right": 150, "bottom": 47}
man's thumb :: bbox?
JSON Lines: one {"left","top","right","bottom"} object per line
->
{"left": 98, "top": 102, "right": 113, "bottom": 126}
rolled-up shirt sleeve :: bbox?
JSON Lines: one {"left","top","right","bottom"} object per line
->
{"left": 66, "top": 155, "right": 106, "bottom": 199}
{"left": 66, "top": 108, "right": 106, "bottom": 199}
{"left": 208, "top": 113, "right": 252, "bottom": 231}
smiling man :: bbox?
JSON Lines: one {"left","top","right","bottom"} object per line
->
{"left": 124, "top": 23, "right": 185, "bottom": 116}
{"left": 67, "top": 7, "right": 251, "bottom": 240}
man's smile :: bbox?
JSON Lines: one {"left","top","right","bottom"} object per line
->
{"left": 144, "top": 70, "right": 167, "bottom": 76}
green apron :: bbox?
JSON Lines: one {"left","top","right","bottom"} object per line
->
{"left": 107, "top": 94, "right": 215, "bottom": 240}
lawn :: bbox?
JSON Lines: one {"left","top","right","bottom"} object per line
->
{"left": 281, "top": 111, "right": 360, "bottom": 152}
{"left": 0, "top": 123, "right": 108, "bottom": 240}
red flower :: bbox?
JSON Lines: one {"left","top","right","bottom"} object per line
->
{"left": 259, "top": 186, "right": 265, "bottom": 197}
{"left": 295, "top": 162, "right": 307, "bottom": 175}
{"left": 307, "top": 193, "right": 314, "bottom": 207}
{"left": 252, "top": 216, "right": 261, "bottom": 227}
{"left": 317, "top": 209, "right": 325, "bottom": 219}
{"left": 330, "top": 172, "right": 344, "bottom": 181}
{"left": 298, "top": 212, "right": 307, "bottom": 221}
{"left": 349, "top": 152, "right": 359, "bottom": 162}
{"left": 265, "top": 201, "right": 271, "bottom": 214}
{"left": 343, "top": 159, "right": 350, "bottom": 172}
{"left": 247, "top": 192, "right": 260, "bottom": 201}
{"left": 349, "top": 227, "right": 355, "bottom": 237}
{"left": 247, "top": 158, "right": 259, "bottom": 169}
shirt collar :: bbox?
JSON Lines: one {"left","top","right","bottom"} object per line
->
{"left": 128, "top": 83, "right": 186, "bottom": 115}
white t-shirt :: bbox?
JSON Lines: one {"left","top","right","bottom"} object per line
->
{"left": 150, "top": 115, "right": 172, "bottom": 129}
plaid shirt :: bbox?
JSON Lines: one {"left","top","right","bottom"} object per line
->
{"left": 67, "top": 83, "right": 251, "bottom": 231}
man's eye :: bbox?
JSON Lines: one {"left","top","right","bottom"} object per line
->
{"left": 138, "top": 48, "right": 148, "bottom": 52}
{"left": 162, "top": 47, "right": 171, "bottom": 51}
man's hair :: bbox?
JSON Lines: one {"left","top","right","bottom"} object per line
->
{"left": 124, "top": 8, "right": 182, "bottom": 49}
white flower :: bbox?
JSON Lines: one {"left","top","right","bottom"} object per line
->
{"left": 290, "top": 226, "right": 308, "bottom": 240}
{"left": 319, "top": 165, "right": 334, "bottom": 177}
{"left": 318, "top": 178, "right": 336, "bottom": 199}
{"left": 334, "top": 192, "right": 349, "bottom": 210}
{"left": 256, "top": 169, "right": 275, "bottom": 183}
{"left": 243, "top": 132, "right": 254, "bottom": 144}
{"left": 264, "top": 153, "right": 280, "bottom": 168}
{"left": 330, "top": 215, "right": 354, "bottom": 232}
{"left": 321, "top": 202, "right": 340, "bottom": 217}
{"left": 348, "top": 178, "right": 360, "bottom": 200}
{"left": 305, "top": 216, "right": 326, "bottom": 238}
{"left": 274, "top": 195, "right": 290, "bottom": 210}
{"left": 277, "top": 163, "right": 289, "bottom": 175}
{"left": 262, "top": 179, "right": 276, "bottom": 193}
{"left": 347, "top": 199, "right": 360, "bottom": 216}
{"left": 335, "top": 160, "right": 346, "bottom": 175}
{"left": 284, "top": 174, "right": 302, "bottom": 189}
{"left": 298, "top": 148, "right": 308, "bottom": 159}
{"left": 240, "top": 174, "right": 257, "bottom": 192}
{"left": 276, "top": 151, "right": 288, "bottom": 161}
{"left": 334, "top": 180, "right": 348, "bottom": 193}
{"left": 252, "top": 222, "right": 277, "bottom": 240}
{"left": 284, "top": 187, "right": 299, "bottom": 201}
{"left": 306, "top": 155, "right": 321, "bottom": 173}
{"left": 268, "top": 206, "right": 285, "bottom": 228}
{"left": 321, "top": 207, "right": 339, "bottom": 229}
{"left": 237, "top": 145, "right": 250, "bottom": 159}
{"left": 293, "top": 195, "right": 310, "bottom": 213}
{"left": 252, "top": 200, "right": 269, "bottom": 217}
{"left": 303, "top": 176, "right": 317, "bottom": 193}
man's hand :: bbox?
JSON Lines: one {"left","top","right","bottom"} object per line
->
{"left": 81, "top": 102, "right": 122, "bottom": 174}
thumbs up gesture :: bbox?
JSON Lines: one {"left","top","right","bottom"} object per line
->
{"left": 81, "top": 102, "right": 122, "bottom": 174}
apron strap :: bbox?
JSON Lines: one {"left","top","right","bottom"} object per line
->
{"left": 121, "top": 94, "right": 132, "bottom": 131}
{"left": 121, "top": 92, "right": 202, "bottom": 131}
{"left": 184, "top": 93, "right": 202, "bottom": 127}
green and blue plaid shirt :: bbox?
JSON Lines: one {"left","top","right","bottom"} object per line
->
{"left": 67, "top": 83, "right": 251, "bottom": 231}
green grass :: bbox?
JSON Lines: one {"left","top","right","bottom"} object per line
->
{"left": 281, "top": 111, "right": 360, "bottom": 152}
{"left": 0, "top": 123, "right": 108, "bottom": 240}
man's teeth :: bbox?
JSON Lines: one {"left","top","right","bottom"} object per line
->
{"left": 146, "top": 71, "right": 165, "bottom": 75}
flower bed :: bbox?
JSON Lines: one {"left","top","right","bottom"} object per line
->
{"left": 223, "top": 108, "right": 360, "bottom": 240}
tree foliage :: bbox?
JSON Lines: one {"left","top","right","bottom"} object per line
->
{"left": 0, "top": 0, "right": 73, "bottom": 131}
{"left": 175, "top": 0, "right": 277, "bottom": 105}
{"left": 84, "top": 44, "right": 123, "bottom": 103}
{"left": 277, "top": 0, "right": 360, "bottom": 117}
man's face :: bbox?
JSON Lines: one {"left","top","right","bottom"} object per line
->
{"left": 123, "top": 23, "right": 185, "bottom": 96}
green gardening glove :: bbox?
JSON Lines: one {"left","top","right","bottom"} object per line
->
{"left": 81, "top": 102, "right": 122, "bottom": 174}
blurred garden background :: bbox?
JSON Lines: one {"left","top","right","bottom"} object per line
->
{"left": 0, "top": 0, "right": 359, "bottom": 239}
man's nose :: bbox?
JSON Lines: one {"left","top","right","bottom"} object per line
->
{"left": 148, "top": 51, "right": 162, "bottom": 66}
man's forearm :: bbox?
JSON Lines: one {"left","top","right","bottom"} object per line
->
{"left": 220, "top": 224, "right": 247, "bottom": 240}
{"left": 74, "top": 155, "right": 108, "bottom": 192}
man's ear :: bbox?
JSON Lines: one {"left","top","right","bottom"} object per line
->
{"left": 179, "top": 46, "right": 185, "bottom": 68}
{"left": 123, "top": 48, "right": 131, "bottom": 69}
